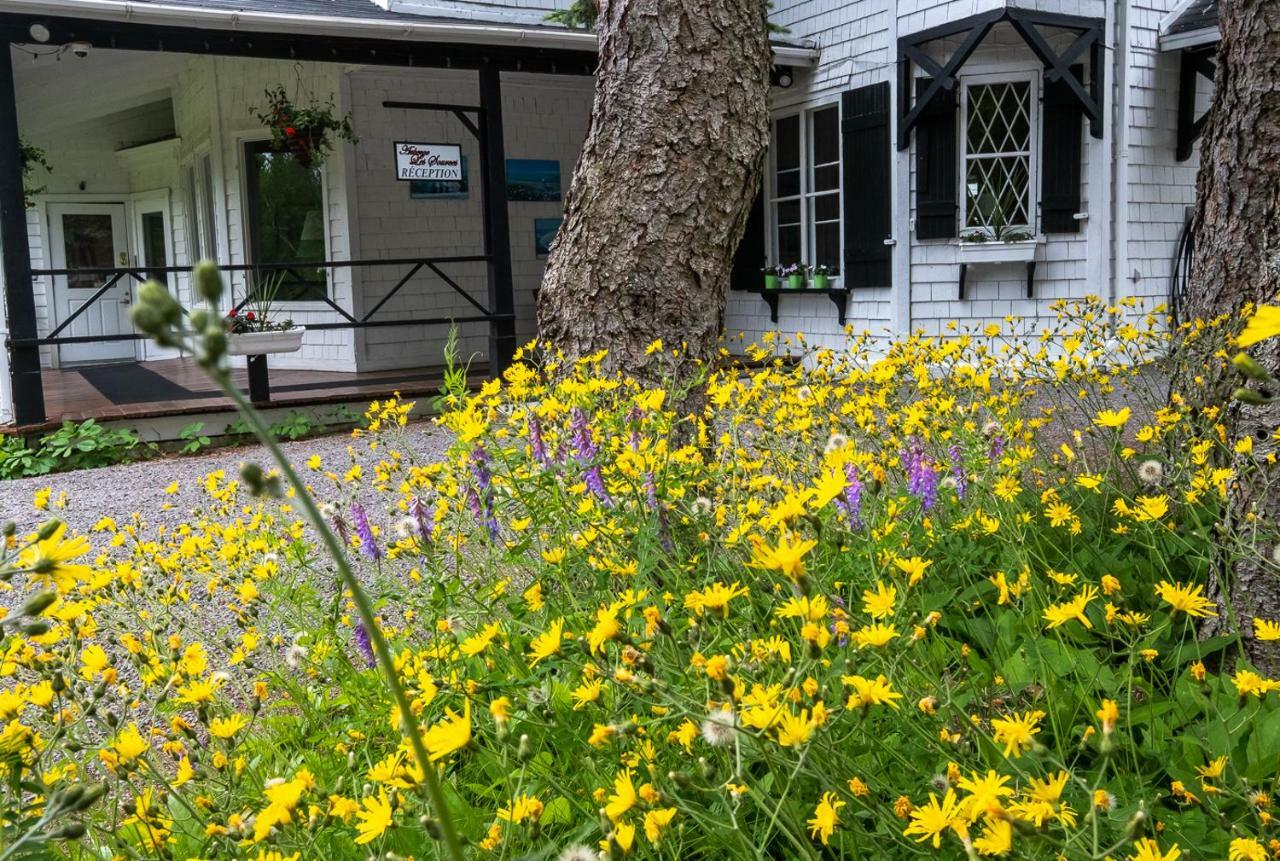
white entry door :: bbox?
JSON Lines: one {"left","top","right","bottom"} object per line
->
{"left": 48, "top": 203, "right": 135, "bottom": 365}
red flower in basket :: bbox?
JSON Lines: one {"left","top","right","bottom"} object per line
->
{"left": 285, "top": 126, "right": 297, "bottom": 137}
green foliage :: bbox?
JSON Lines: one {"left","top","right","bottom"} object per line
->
{"left": 0, "top": 433, "right": 56, "bottom": 479}
{"left": 178, "top": 421, "right": 213, "bottom": 455}
{"left": 1, "top": 419, "right": 156, "bottom": 478}
{"left": 432, "top": 324, "right": 474, "bottom": 413}
{"left": 269, "top": 411, "right": 315, "bottom": 441}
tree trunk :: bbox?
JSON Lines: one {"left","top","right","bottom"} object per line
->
{"left": 1179, "top": 0, "right": 1280, "bottom": 667}
{"left": 536, "top": 0, "right": 771, "bottom": 382}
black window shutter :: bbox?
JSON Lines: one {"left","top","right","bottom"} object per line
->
{"left": 914, "top": 79, "right": 958, "bottom": 240}
{"left": 842, "top": 82, "right": 892, "bottom": 288}
{"left": 729, "top": 185, "right": 765, "bottom": 291}
{"left": 1041, "top": 64, "right": 1085, "bottom": 234}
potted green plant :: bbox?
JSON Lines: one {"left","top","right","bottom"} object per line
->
{"left": 811, "top": 264, "right": 832, "bottom": 290}
{"left": 19, "top": 139, "right": 51, "bottom": 209}
{"left": 252, "top": 85, "right": 358, "bottom": 169}
{"left": 781, "top": 263, "right": 806, "bottom": 290}
{"left": 762, "top": 264, "right": 781, "bottom": 291}
{"left": 226, "top": 272, "right": 305, "bottom": 356}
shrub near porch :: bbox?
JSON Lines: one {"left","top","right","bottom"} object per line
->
{"left": 3, "top": 298, "right": 1279, "bottom": 860}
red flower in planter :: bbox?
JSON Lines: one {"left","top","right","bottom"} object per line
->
{"left": 246, "top": 311, "right": 256, "bottom": 321}
{"left": 285, "top": 126, "right": 297, "bottom": 137}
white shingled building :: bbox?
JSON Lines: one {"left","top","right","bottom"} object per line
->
{"left": 0, "top": 0, "right": 1217, "bottom": 428}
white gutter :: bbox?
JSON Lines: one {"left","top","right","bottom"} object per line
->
{"left": 1159, "top": 27, "right": 1220, "bottom": 52}
{"left": 4, "top": 0, "right": 820, "bottom": 63}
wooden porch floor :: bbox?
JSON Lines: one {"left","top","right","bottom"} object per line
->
{"left": 16, "top": 358, "right": 457, "bottom": 431}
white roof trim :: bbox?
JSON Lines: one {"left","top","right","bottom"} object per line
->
{"left": 1159, "top": 26, "right": 1220, "bottom": 51}
{"left": 3, "top": 0, "right": 819, "bottom": 63}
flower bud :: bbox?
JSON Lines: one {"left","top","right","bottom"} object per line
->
{"left": 18, "top": 591, "right": 58, "bottom": 618}
{"left": 36, "top": 519, "right": 63, "bottom": 541}
{"left": 195, "top": 261, "right": 225, "bottom": 303}
{"left": 1233, "top": 387, "right": 1271, "bottom": 406}
{"left": 1232, "top": 352, "right": 1272, "bottom": 381}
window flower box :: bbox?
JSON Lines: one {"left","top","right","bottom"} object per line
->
{"left": 227, "top": 327, "right": 306, "bottom": 356}
{"left": 956, "top": 239, "right": 1039, "bottom": 264}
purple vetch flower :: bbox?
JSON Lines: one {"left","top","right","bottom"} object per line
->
{"left": 468, "top": 445, "right": 501, "bottom": 540}
{"left": 408, "top": 496, "right": 435, "bottom": 544}
{"left": 571, "top": 408, "right": 611, "bottom": 505}
{"left": 901, "top": 439, "right": 939, "bottom": 512}
{"left": 353, "top": 622, "right": 376, "bottom": 669}
{"left": 948, "top": 444, "right": 968, "bottom": 501}
{"left": 528, "top": 415, "right": 549, "bottom": 466}
{"left": 350, "top": 500, "right": 382, "bottom": 560}
{"left": 833, "top": 463, "right": 865, "bottom": 530}
{"left": 989, "top": 434, "right": 1005, "bottom": 460}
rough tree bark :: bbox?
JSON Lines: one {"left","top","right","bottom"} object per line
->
{"left": 536, "top": 0, "right": 772, "bottom": 382}
{"left": 1179, "top": 0, "right": 1280, "bottom": 667}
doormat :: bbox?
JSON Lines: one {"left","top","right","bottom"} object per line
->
{"left": 78, "top": 363, "right": 214, "bottom": 405}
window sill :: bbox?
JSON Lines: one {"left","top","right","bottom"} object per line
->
{"left": 954, "top": 239, "right": 1041, "bottom": 264}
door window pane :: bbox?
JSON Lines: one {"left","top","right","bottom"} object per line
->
{"left": 61, "top": 214, "right": 114, "bottom": 289}
{"left": 245, "top": 141, "right": 326, "bottom": 301}
{"left": 200, "top": 155, "right": 218, "bottom": 261}
{"left": 141, "top": 211, "right": 168, "bottom": 286}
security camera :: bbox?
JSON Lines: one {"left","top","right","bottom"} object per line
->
{"left": 68, "top": 42, "right": 91, "bottom": 58}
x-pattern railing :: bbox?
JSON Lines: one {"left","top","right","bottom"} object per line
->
{"left": 17, "top": 256, "right": 508, "bottom": 347}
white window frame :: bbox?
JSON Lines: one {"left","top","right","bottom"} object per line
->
{"left": 958, "top": 70, "right": 1041, "bottom": 239}
{"left": 766, "top": 100, "right": 843, "bottom": 278}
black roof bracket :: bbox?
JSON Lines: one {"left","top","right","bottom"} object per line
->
{"left": 1176, "top": 45, "right": 1216, "bottom": 161}
{"left": 897, "top": 8, "right": 1106, "bottom": 150}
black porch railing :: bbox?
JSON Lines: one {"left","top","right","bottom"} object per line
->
{"left": 9, "top": 256, "right": 514, "bottom": 409}
{"left": 14, "top": 256, "right": 511, "bottom": 348}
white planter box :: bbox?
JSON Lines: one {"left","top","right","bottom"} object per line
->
{"left": 227, "top": 327, "right": 306, "bottom": 356}
{"left": 956, "top": 240, "right": 1039, "bottom": 264}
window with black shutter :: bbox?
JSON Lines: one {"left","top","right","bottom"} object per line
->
{"left": 729, "top": 188, "right": 765, "bottom": 291}
{"left": 842, "top": 82, "right": 892, "bottom": 288}
{"left": 914, "top": 80, "right": 958, "bottom": 240}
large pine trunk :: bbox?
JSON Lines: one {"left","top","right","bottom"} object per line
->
{"left": 536, "top": 0, "right": 771, "bottom": 381}
{"left": 1179, "top": 0, "right": 1280, "bottom": 666}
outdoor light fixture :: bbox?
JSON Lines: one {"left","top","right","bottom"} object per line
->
{"left": 66, "top": 42, "right": 92, "bottom": 59}
{"left": 28, "top": 23, "right": 51, "bottom": 43}
{"left": 771, "top": 67, "right": 794, "bottom": 88}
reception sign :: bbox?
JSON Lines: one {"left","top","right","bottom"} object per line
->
{"left": 393, "top": 142, "right": 463, "bottom": 182}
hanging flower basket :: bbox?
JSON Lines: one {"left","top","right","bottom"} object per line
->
{"left": 252, "top": 85, "right": 358, "bottom": 168}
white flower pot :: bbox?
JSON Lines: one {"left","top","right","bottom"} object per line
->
{"left": 956, "top": 240, "right": 1039, "bottom": 264}
{"left": 227, "top": 327, "right": 306, "bottom": 356}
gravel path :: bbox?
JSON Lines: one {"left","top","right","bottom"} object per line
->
{"left": 0, "top": 421, "right": 455, "bottom": 535}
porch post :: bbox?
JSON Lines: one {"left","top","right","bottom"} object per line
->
{"left": 478, "top": 66, "right": 516, "bottom": 375}
{"left": 0, "top": 45, "right": 45, "bottom": 425}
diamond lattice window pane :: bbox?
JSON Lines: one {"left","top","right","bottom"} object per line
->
{"left": 964, "top": 80, "right": 1033, "bottom": 232}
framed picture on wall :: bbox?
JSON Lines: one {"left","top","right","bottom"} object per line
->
{"left": 507, "top": 159, "right": 561, "bottom": 202}
{"left": 535, "top": 217, "right": 563, "bottom": 257}
{"left": 410, "top": 156, "right": 469, "bottom": 199}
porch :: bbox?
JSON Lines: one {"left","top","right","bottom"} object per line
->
{"left": 0, "top": 5, "right": 595, "bottom": 428}
{"left": 34, "top": 356, "right": 460, "bottom": 430}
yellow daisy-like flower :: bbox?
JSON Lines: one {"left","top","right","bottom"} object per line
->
{"left": 807, "top": 791, "right": 845, "bottom": 845}
{"left": 353, "top": 790, "right": 394, "bottom": 845}
{"left": 1238, "top": 304, "right": 1280, "bottom": 347}
{"left": 1154, "top": 580, "right": 1217, "bottom": 618}
{"left": 903, "top": 789, "right": 967, "bottom": 848}
{"left": 18, "top": 522, "right": 92, "bottom": 592}
{"left": 990, "top": 710, "right": 1044, "bottom": 758}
